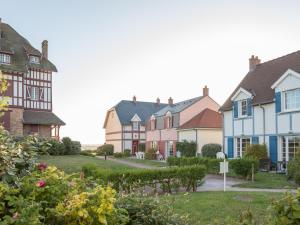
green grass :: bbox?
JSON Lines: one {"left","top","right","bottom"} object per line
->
{"left": 38, "top": 155, "right": 133, "bottom": 173}
{"left": 232, "top": 172, "right": 297, "bottom": 189}
{"left": 168, "top": 191, "right": 284, "bottom": 225}
{"left": 119, "top": 157, "right": 167, "bottom": 167}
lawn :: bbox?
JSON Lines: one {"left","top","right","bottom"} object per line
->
{"left": 119, "top": 157, "right": 167, "bottom": 167}
{"left": 168, "top": 191, "right": 285, "bottom": 225}
{"left": 231, "top": 172, "right": 297, "bottom": 189}
{"left": 38, "top": 155, "right": 133, "bottom": 173}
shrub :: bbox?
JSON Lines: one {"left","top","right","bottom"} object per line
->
{"left": 124, "top": 149, "right": 131, "bottom": 157}
{"left": 47, "top": 139, "right": 65, "bottom": 155}
{"left": 176, "top": 140, "right": 197, "bottom": 157}
{"left": 145, "top": 148, "right": 156, "bottom": 160}
{"left": 79, "top": 151, "right": 95, "bottom": 157}
{"left": 82, "top": 164, "right": 206, "bottom": 193}
{"left": 244, "top": 144, "right": 268, "bottom": 160}
{"left": 97, "top": 144, "right": 114, "bottom": 156}
{"left": 61, "top": 137, "right": 81, "bottom": 155}
{"left": 229, "top": 158, "right": 259, "bottom": 179}
{"left": 138, "top": 143, "right": 146, "bottom": 152}
{"left": 201, "top": 143, "right": 222, "bottom": 158}
{"left": 114, "top": 152, "right": 126, "bottom": 158}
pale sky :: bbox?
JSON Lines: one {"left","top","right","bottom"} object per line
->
{"left": 1, "top": 0, "right": 300, "bottom": 144}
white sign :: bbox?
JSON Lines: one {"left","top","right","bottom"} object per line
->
{"left": 217, "top": 152, "right": 225, "bottom": 159}
{"left": 219, "top": 162, "right": 229, "bottom": 174}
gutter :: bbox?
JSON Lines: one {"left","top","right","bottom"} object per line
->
{"left": 259, "top": 104, "right": 266, "bottom": 144}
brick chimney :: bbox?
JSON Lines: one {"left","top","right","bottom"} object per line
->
{"left": 203, "top": 85, "right": 209, "bottom": 96}
{"left": 249, "top": 55, "right": 261, "bottom": 71}
{"left": 156, "top": 97, "right": 160, "bottom": 105}
{"left": 168, "top": 97, "right": 173, "bottom": 105}
{"left": 42, "top": 40, "right": 48, "bottom": 59}
{"left": 132, "top": 95, "right": 137, "bottom": 103}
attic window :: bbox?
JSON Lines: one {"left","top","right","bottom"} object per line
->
{"left": 0, "top": 53, "right": 11, "bottom": 64}
{"left": 29, "top": 55, "right": 40, "bottom": 64}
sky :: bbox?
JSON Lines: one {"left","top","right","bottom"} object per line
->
{"left": 1, "top": 0, "right": 300, "bottom": 144}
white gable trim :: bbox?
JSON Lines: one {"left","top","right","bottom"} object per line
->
{"left": 231, "top": 87, "right": 253, "bottom": 101}
{"left": 165, "top": 111, "right": 172, "bottom": 117}
{"left": 131, "top": 113, "right": 141, "bottom": 122}
{"left": 271, "top": 69, "right": 300, "bottom": 89}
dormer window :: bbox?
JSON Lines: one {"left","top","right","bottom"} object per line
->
{"left": 284, "top": 88, "right": 300, "bottom": 111}
{"left": 165, "top": 112, "right": 173, "bottom": 129}
{"left": 132, "top": 121, "right": 139, "bottom": 131}
{"left": 0, "top": 53, "right": 11, "bottom": 64}
{"left": 240, "top": 100, "right": 248, "bottom": 117}
{"left": 29, "top": 55, "right": 40, "bottom": 64}
{"left": 150, "top": 115, "right": 156, "bottom": 130}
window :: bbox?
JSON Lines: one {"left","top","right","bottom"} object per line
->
{"left": 0, "top": 53, "right": 11, "bottom": 64}
{"left": 166, "top": 141, "right": 174, "bottom": 157}
{"left": 152, "top": 141, "right": 157, "bottom": 150}
{"left": 236, "top": 138, "right": 250, "bottom": 158}
{"left": 282, "top": 136, "right": 300, "bottom": 161}
{"left": 132, "top": 122, "right": 139, "bottom": 131}
{"left": 31, "top": 87, "right": 39, "bottom": 100}
{"left": 29, "top": 55, "right": 40, "bottom": 64}
{"left": 240, "top": 100, "right": 247, "bottom": 117}
{"left": 284, "top": 89, "right": 300, "bottom": 111}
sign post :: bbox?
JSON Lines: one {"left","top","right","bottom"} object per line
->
{"left": 217, "top": 152, "right": 228, "bottom": 192}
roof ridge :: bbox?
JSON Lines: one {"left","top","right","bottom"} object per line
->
{"left": 257, "top": 50, "right": 300, "bottom": 67}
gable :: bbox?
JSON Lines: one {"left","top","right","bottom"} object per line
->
{"left": 231, "top": 87, "right": 253, "bottom": 101}
{"left": 271, "top": 69, "right": 300, "bottom": 92}
{"left": 131, "top": 114, "right": 141, "bottom": 122}
{"left": 103, "top": 109, "right": 122, "bottom": 131}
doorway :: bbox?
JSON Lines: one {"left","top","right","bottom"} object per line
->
{"left": 132, "top": 140, "right": 139, "bottom": 154}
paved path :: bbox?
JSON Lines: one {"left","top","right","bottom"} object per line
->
{"left": 96, "top": 156, "right": 159, "bottom": 169}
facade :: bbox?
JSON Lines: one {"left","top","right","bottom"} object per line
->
{"left": 0, "top": 19, "right": 65, "bottom": 139}
{"left": 146, "top": 86, "right": 220, "bottom": 158}
{"left": 103, "top": 96, "right": 167, "bottom": 153}
{"left": 221, "top": 52, "right": 300, "bottom": 165}
{"left": 177, "top": 108, "right": 222, "bottom": 154}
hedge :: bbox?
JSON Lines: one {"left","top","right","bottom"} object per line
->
{"left": 201, "top": 143, "right": 222, "bottom": 158}
{"left": 167, "top": 157, "right": 222, "bottom": 174}
{"left": 82, "top": 164, "right": 206, "bottom": 193}
{"left": 97, "top": 144, "right": 114, "bottom": 156}
{"left": 229, "top": 158, "right": 259, "bottom": 179}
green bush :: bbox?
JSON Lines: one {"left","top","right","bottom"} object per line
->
{"left": 145, "top": 148, "right": 156, "bottom": 160}
{"left": 229, "top": 158, "right": 259, "bottom": 179}
{"left": 114, "top": 152, "right": 126, "bottom": 158}
{"left": 61, "top": 137, "right": 81, "bottom": 155}
{"left": 176, "top": 140, "right": 197, "bottom": 157}
{"left": 47, "top": 139, "right": 65, "bottom": 155}
{"left": 244, "top": 144, "right": 268, "bottom": 160}
{"left": 83, "top": 164, "right": 206, "bottom": 193}
{"left": 124, "top": 149, "right": 131, "bottom": 157}
{"left": 97, "top": 144, "right": 114, "bottom": 156}
{"left": 167, "top": 156, "right": 221, "bottom": 174}
{"left": 201, "top": 143, "right": 222, "bottom": 158}
{"left": 79, "top": 151, "right": 95, "bottom": 157}
{"left": 138, "top": 143, "right": 146, "bottom": 152}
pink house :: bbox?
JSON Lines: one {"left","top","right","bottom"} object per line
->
{"left": 146, "top": 86, "right": 220, "bottom": 158}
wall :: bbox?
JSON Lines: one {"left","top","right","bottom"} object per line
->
{"left": 105, "top": 109, "right": 122, "bottom": 152}
{"left": 197, "top": 129, "right": 223, "bottom": 153}
{"left": 9, "top": 108, "right": 24, "bottom": 136}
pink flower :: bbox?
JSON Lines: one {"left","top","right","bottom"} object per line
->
{"left": 13, "top": 212, "right": 19, "bottom": 220}
{"left": 37, "top": 163, "right": 47, "bottom": 171}
{"left": 37, "top": 180, "right": 46, "bottom": 188}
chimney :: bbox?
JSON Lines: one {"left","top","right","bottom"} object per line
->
{"left": 249, "top": 55, "right": 261, "bottom": 71}
{"left": 156, "top": 97, "right": 160, "bottom": 105}
{"left": 133, "top": 95, "right": 137, "bottom": 103}
{"left": 168, "top": 97, "right": 173, "bottom": 105}
{"left": 203, "top": 85, "right": 209, "bottom": 96}
{"left": 0, "top": 18, "right": 2, "bottom": 39}
{"left": 42, "top": 40, "right": 48, "bottom": 59}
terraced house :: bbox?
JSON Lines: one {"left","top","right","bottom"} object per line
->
{"left": 221, "top": 51, "right": 300, "bottom": 167}
{"left": 0, "top": 19, "right": 65, "bottom": 139}
{"left": 103, "top": 96, "right": 167, "bottom": 153}
{"left": 146, "top": 86, "right": 221, "bottom": 158}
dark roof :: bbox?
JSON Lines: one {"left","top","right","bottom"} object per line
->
{"left": 23, "top": 110, "right": 65, "bottom": 126}
{"left": 220, "top": 50, "right": 300, "bottom": 111}
{"left": 154, "top": 96, "right": 203, "bottom": 117}
{"left": 179, "top": 108, "right": 222, "bottom": 129}
{"left": 115, "top": 100, "right": 168, "bottom": 125}
{"left": 0, "top": 22, "right": 57, "bottom": 73}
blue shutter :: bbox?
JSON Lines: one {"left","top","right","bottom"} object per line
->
{"left": 269, "top": 136, "right": 278, "bottom": 163}
{"left": 275, "top": 92, "right": 281, "bottom": 113}
{"left": 227, "top": 137, "right": 234, "bottom": 158}
{"left": 247, "top": 98, "right": 252, "bottom": 116}
{"left": 233, "top": 101, "right": 238, "bottom": 118}
{"left": 252, "top": 136, "right": 259, "bottom": 144}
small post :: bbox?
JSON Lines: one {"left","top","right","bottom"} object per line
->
{"left": 251, "top": 163, "right": 254, "bottom": 182}
{"left": 104, "top": 153, "right": 107, "bottom": 160}
{"left": 224, "top": 157, "right": 226, "bottom": 192}
{"left": 217, "top": 151, "right": 227, "bottom": 192}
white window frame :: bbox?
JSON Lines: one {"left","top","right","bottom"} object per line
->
{"left": 132, "top": 121, "right": 139, "bottom": 131}
{"left": 29, "top": 55, "right": 40, "bottom": 64}
{"left": 239, "top": 100, "right": 248, "bottom": 117}
{"left": 0, "top": 53, "right": 11, "bottom": 64}
{"left": 236, "top": 137, "right": 251, "bottom": 158}
{"left": 283, "top": 88, "right": 300, "bottom": 112}
{"left": 281, "top": 136, "right": 300, "bottom": 162}
{"left": 31, "top": 87, "right": 39, "bottom": 101}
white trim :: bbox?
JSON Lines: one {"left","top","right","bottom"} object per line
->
{"left": 131, "top": 113, "right": 141, "bottom": 122}
{"left": 271, "top": 69, "right": 300, "bottom": 89}
{"left": 231, "top": 87, "right": 253, "bottom": 101}
{"left": 165, "top": 111, "right": 172, "bottom": 117}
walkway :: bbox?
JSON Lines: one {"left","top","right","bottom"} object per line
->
{"left": 96, "top": 156, "right": 159, "bottom": 169}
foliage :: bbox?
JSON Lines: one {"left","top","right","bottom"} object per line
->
{"left": 82, "top": 164, "right": 206, "bottom": 193}
{"left": 97, "top": 144, "right": 114, "bottom": 156}
{"left": 176, "top": 140, "right": 197, "bottom": 157}
{"left": 0, "top": 70, "right": 9, "bottom": 116}
{"left": 62, "top": 137, "right": 81, "bottom": 155}
{"left": 201, "top": 143, "right": 222, "bottom": 158}
{"left": 47, "top": 139, "right": 65, "bottom": 155}
{"left": 244, "top": 144, "right": 268, "bottom": 160}
{"left": 124, "top": 149, "right": 131, "bottom": 157}
{"left": 116, "top": 194, "right": 190, "bottom": 225}
{"left": 79, "top": 151, "right": 95, "bottom": 157}
{"left": 138, "top": 143, "right": 146, "bottom": 152}
{"left": 114, "top": 152, "right": 126, "bottom": 158}
{"left": 145, "top": 148, "right": 156, "bottom": 160}
{"left": 167, "top": 156, "right": 222, "bottom": 174}
{"left": 229, "top": 158, "right": 259, "bottom": 179}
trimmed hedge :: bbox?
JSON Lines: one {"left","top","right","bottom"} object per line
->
{"left": 97, "top": 144, "right": 114, "bottom": 156}
{"left": 145, "top": 148, "right": 156, "bottom": 160}
{"left": 229, "top": 158, "right": 259, "bottom": 179}
{"left": 244, "top": 144, "right": 268, "bottom": 160}
{"left": 176, "top": 140, "right": 197, "bottom": 157}
{"left": 82, "top": 164, "right": 206, "bottom": 193}
{"left": 124, "top": 149, "right": 131, "bottom": 157}
{"left": 167, "top": 156, "right": 222, "bottom": 174}
{"left": 201, "top": 143, "right": 222, "bottom": 158}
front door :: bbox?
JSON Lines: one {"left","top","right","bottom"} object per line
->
{"left": 132, "top": 140, "right": 139, "bottom": 154}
